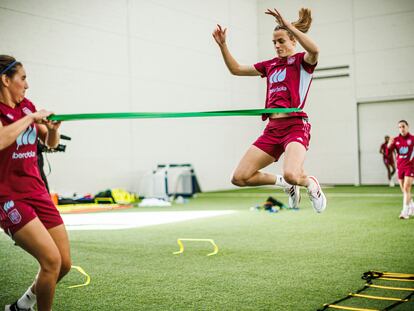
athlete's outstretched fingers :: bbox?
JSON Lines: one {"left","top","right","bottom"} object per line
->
{"left": 13, "top": 217, "right": 61, "bottom": 311}
{"left": 48, "top": 224, "right": 72, "bottom": 281}
{"left": 283, "top": 142, "right": 307, "bottom": 186}
{"left": 232, "top": 145, "right": 275, "bottom": 186}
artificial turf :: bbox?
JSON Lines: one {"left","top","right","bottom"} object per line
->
{"left": 1, "top": 186, "right": 413, "bottom": 310}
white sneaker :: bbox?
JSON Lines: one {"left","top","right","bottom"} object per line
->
{"left": 389, "top": 180, "right": 395, "bottom": 187}
{"left": 5, "top": 302, "right": 34, "bottom": 311}
{"left": 284, "top": 185, "right": 300, "bottom": 209}
{"left": 307, "top": 176, "right": 326, "bottom": 213}
{"left": 407, "top": 206, "right": 414, "bottom": 217}
{"left": 399, "top": 212, "right": 409, "bottom": 220}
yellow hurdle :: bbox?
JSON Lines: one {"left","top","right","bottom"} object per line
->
{"left": 367, "top": 284, "right": 414, "bottom": 291}
{"left": 349, "top": 293, "right": 408, "bottom": 302}
{"left": 381, "top": 272, "right": 414, "bottom": 277}
{"left": 173, "top": 238, "right": 218, "bottom": 256}
{"left": 324, "top": 304, "right": 378, "bottom": 311}
{"left": 69, "top": 265, "right": 91, "bottom": 288}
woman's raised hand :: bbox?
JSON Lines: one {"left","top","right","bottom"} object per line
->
{"left": 265, "top": 8, "right": 291, "bottom": 28}
{"left": 212, "top": 24, "right": 227, "bottom": 46}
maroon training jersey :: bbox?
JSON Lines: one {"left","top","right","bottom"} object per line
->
{"left": 380, "top": 142, "right": 393, "bottom": 160}
{"left": 388, "top": 133, "right": 414, "bottom": 170}
{"left": 0, "top": 98, "right": 47, "bottom": 201}
{"left": 254, "top": 52, "right": 317, "bottom": 120}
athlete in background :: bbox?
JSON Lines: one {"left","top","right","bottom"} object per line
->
{"left": 379, "top": 135, "right": 395, "bottom": 186}
{"left": 0, "top": 55, "right": 71, "bottom": 311}
{"left": 388, "top": 120, "right": 414, "bottom": 219}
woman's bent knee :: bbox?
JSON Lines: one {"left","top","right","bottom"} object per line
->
{"left": 231, "top": 175, "right": 247, "bottom": 187}
{"left": 283, "top": 171, "right": 300, "bottom": 185}
{"left": 60, "top": 257, "right": 72, "bottom": 277}
{"left": 39, "top": 251, "right": 62, "bottom": 276}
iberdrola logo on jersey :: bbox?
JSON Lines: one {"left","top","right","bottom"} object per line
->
{"left": 16, "top": 125, "right": 37, "bottom": 150}
{"left": 269, "top": 68, "right": 286, "bottom": 83}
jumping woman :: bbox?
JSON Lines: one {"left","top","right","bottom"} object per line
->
{"left": 212, "top": 8, "right": 326, "bottom": 212}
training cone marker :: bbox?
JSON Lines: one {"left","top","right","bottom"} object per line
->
{"left": 68, "top": 265, "right": 91, "bottom": 288}
{"left": 173, "top": 238, "right": 219, "bottom": 256}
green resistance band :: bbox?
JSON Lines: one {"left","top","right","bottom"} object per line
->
{"left": 48, "top": 108, "right": 301, "bottom": 122}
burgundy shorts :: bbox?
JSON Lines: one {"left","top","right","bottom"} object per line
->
{"left": 397, "top": 166, "right": 414, "bottom": 180}
{"left": 383, "top": 157, "right": 394, "bottom": 166}
{"left": 253, "top": 117, "right": 311, "bottom": 161}
{"left": 0, "top": 192, "right": 63, "bottom": 237}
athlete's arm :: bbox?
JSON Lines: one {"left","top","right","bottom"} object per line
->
{"left": 212, "top": 24, "right": 261, "bottom": 76}
{"left": 0, "top": 110, "right": 52, "bottom": 150}
{"left": 37, "top": 120, "right": 61, "bottom": 148}
{"left": 387, "top": 137, "right": 395, "bottom": 150}
{"left": 266, "top": 9, "right": 319, "bottom": 65}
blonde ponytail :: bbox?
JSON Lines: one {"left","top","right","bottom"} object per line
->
{"left": 292, "top": 8, "right": 312, "bottom": 33}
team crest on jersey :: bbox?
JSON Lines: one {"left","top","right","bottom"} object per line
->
{"left": 269, "top": 68, "right": 286, "bottom": 83}
{"left": 22, "top": 107, "right": 33, "bottom": 115}
{"left": 287, "top": 56, "right": 295, "bottom": 64}
{"left": 407, "top": 139, "right": 412, "bottom": 145}
{"left": 6, "top": 113, "right": 14, "bottom": 120}
{"left": 8, "top": 209, "right": 22, "bottom": 224}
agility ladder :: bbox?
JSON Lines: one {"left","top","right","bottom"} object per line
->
{"left": 318, "top": 271, "right": 414, "bottom": 311}
{"left": 48, "top": 108, "right": 301, "bottom": 121}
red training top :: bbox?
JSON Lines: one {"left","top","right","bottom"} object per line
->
{"left": 254, "top": 52, "right": 317, "bottom": 120}
{"left": 388, "top": 133, "right": 414, "bottom": 170}
{"left": 380, "top": 142, "right": 393, "bottom": 161}
{"left": 0, "top": 98, "right": 47, "bottom": 201}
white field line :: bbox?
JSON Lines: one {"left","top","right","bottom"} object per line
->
{"left": 199, "top": 193, "right": 401, "bottom": 198}
{"left": 62, "top": 210, "right": 236, "bottom": 231}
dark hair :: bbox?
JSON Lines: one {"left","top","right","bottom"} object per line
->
{"left": 0, "top": 55, "right": 22, "bottom": 79}
{"left": 274, "top": 8, "right": 312, "bottom": 39}
{"left": 398, "top": 120, "right": 409, "bottom": 126}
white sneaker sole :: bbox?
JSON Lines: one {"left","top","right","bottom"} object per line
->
{"left": 308, "top": 176, "right": 326, "bottom": 213}
{"left": 285, "top": 185, "right": 300, "bottom": 209}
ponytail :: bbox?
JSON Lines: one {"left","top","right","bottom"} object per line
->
{"left": 292, "top": 8, "right": 312, "bottom": 33}
{"left": 274, "top": 8, "right": 313, "bottom": 37}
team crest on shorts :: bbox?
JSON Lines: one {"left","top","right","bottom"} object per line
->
{"left": 8, "top": 209, "right": 22, "bottom": 224}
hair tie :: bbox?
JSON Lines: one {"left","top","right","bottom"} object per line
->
{"left": 0, "top": 61, "right": 17, "bottom": 75}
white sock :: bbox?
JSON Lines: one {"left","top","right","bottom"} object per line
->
{"left": 401, "top": 193, "right": 409, "bottom": 214}
{"left": 17, "top": 287, "right": 36, "bottom": 308}
{"left": 275, "top": 175, "right": 290, "bottom": 188}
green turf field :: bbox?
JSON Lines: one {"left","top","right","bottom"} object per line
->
{"left": 1, "top": 186, "right": 413, "bottom": 310}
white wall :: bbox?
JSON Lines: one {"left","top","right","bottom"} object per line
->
{"left": 0, "top": 0, "right": 262, "bottom": 193}
{"left": 257, "top": 0, "right": 414, "bottom": 184}
{"left": 2, "top": 0, "right": 413, "bottom": 191}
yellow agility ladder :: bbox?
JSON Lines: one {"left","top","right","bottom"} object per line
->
{"left": 318, "top": 271, "right": 414, "bottom": 311}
